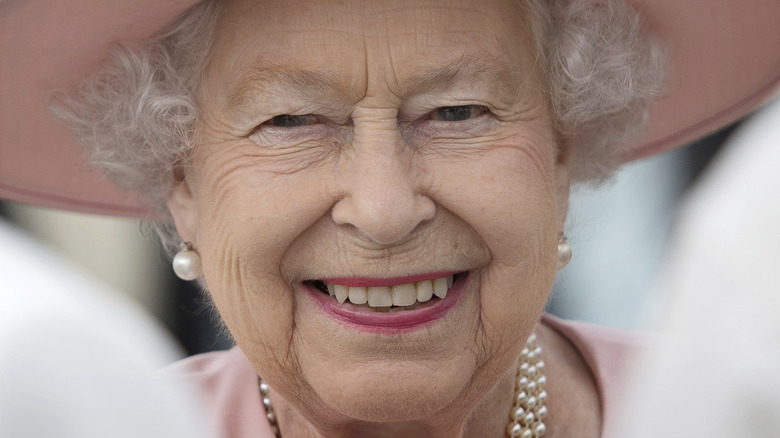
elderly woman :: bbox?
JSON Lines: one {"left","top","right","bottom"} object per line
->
{"left": 1, "top": 0, "right": 778, "bottom": 437}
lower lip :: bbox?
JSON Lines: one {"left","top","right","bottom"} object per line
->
{"left": 305, "top": 274, "right": 469, "bottom": 334}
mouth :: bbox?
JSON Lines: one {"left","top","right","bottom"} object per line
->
{"left": 303, "top": 272, "right": 469, "bottom": 332}
{"left": 306, "top": 273, "right": 458, "bottom": 312}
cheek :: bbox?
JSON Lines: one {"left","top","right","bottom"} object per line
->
{"left": 432, "top": 140, "right": 558, "bottom": 267}
{"left": 194, "top": 142, "right": 334, "bottom": 269}
{"left": 430, "top": 136, "right": 559, "bottom": 353}
{"left": 189, "top": 146, "right": 335, "bottom": 363}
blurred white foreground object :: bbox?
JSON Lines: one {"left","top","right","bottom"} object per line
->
{"left": 0, "top": 218, "right": 216, "bottom": 438}
{"left": 622, "top": 96, "right": 780, "bottom": 437}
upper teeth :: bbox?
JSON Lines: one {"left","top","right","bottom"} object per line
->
{"left": 325, "top": 275, "right": 455, "bottom": 308}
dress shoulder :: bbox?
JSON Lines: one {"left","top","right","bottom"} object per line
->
{"left": 163, "top": 347, "right": 276, "bottom": 438}
{"left": 542, "top": 313, "right": 649, "bottom": 438}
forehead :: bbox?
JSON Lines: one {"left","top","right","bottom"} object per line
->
{"left": 206, "top": 0, "right": 537, "bottom": 103}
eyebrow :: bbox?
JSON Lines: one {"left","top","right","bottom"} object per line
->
{"left": 227, "top": 65, "right": 353, "bottom": 110}
{"left": 226, "top": 54, "right": 524, "bottom": 110}
{"left": 397, "top": 55, "right": 521, "bottom": 97}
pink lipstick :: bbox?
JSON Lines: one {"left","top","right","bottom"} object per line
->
{"left": 305, "top": 272, "right": 468, "bottom": 333}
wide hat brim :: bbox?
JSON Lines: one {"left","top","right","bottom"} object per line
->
{"left": 1, "top": 0, "right": 779, "bottom": 218}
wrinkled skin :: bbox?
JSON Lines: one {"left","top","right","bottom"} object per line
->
{"left": 167, "top": 0, "right": 595, "bottom": 436}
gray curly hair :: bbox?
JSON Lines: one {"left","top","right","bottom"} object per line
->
{"left": 50, "top": 0, "right": 666, "bottom": 255}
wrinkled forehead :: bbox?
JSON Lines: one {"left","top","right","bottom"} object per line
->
{"left": 204, "top": 0, "right": 538, "bottom": 102}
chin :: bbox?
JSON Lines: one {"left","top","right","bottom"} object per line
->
{"left": 312, "top": 361, "right": 471, "bottom": 423}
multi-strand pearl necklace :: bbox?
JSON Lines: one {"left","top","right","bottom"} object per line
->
{"left": 258, "top": 333, "right": 548, "bottom": 438}
{"left": 507, "top": 333, "right": 548, "bottom": 437}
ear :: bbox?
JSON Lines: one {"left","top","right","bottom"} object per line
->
{"left": 553, "top": 136, "right": 573, "bottom": 232}
{"left": 166, "top": 168, "right": 199, "bottom": 244}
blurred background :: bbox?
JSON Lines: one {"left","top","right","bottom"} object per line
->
{"left": 0, "top": 123, "right": 738, "bottom": 358}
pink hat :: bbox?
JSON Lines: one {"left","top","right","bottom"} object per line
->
{"left": 1, "top": 0, "right": 778, "bottom": 217}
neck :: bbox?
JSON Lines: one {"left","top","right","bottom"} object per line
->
{"left": 532, "top": 321, "right": 602, "bottom": 438}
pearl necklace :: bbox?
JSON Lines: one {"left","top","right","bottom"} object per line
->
{"left": 258, "top": 333, "right": 547, "bottom": 438}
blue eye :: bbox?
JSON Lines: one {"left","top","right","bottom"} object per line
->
{"left": 269, "top": 114, "right": 318, "bottom": 127}
{"left": 431, "top": 105, "right": 488, "bottom": 122}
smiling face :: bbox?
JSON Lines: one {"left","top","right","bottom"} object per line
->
{"left": 167, "top": 0, "right": 570, "bottom": 430}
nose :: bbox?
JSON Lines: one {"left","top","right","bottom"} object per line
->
{"left": 331, "top": 123, "right": 436, "bottom": 246}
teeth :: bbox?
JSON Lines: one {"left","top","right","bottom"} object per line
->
{"left": 368, "top": 287, "right": 393, "bottom": 307}
{"left": 433, "top": 277, "right": 448, "bottom": 299}
{"left": 348, "top": 286, "right": 368, "bottom": 305}
{"left": 322, "top": 275, "right": 456, "bottom": 308}
{"left": 391, "top": 283, "right": 416, "bottom": 306}
{"left": 415, "top": 280, "right": 433, "bottom": 303}
{"left": 334, "top": 284, "right": 349, "bottom": 304}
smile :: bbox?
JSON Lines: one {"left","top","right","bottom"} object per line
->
{"left": 311, "top": 275, "right": 455, "bottom": 309}
{"left": 304, "top": 272, "right": 469, "bottom": 332}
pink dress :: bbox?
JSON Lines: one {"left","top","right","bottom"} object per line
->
{"left": 164, "top": 315, "right": 644, "bottom": 438}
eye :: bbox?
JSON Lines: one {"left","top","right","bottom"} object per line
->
{"left": 430, "top": 105, "right": 489, "bottom": 122}
{"left": 266, "top": 114, "right": 320, "bottom": 128}
{"left": 247, "top": 112, "right": 338, "bottom": 147}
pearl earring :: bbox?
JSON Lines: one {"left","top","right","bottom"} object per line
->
{"left": 172, "top": 242, "right": 202, "bottom": 281}
{"left": 557, "top": 233, "right": 572, "bottom": 269}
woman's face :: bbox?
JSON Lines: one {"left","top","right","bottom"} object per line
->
{"left": 169, "top": 0, "right": 570, "bottom": 426}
